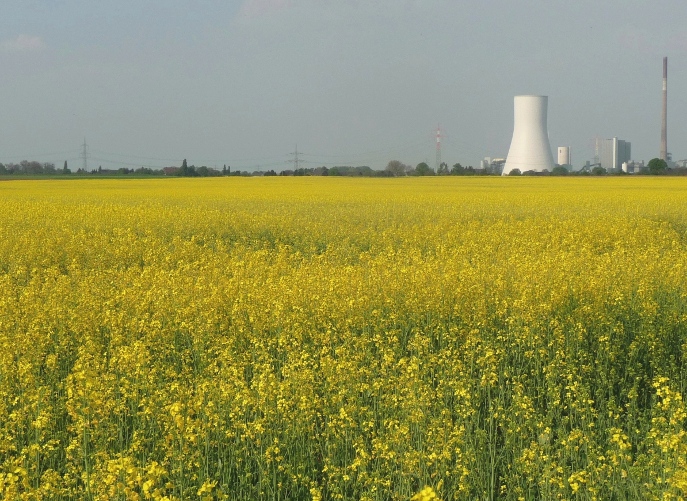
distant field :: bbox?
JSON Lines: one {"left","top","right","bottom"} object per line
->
{"left": 1, "top": 177, "right": 686, "bottom": 500}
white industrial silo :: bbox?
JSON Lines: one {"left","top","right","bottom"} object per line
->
{"left": 557, "top": 147, "right": 571, "bottom": 166}
{"left": 502, "top": 95, "right": 555, "bottom": 175}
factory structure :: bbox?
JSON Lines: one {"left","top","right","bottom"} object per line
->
{"left": 595, "top": 137, "right": 631, "bottom": 172}
{"left": 494, "top": 57, "right": 674, "bottom": 175}
{"left": 557, "top": 147, "right": 571, "bottom": 167}
{"left": 500, "top": 95, "right": 636, "bottom": 175}
{"left": 480, "top": 157, "right": 506, "bottom": 174}
{"left": 661, "top": 56, "right": 668, "bottom": 162}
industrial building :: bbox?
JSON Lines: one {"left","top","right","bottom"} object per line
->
{"left": 503, "top": 95, "right": 554, "bottom": 175}
{"left": 596, "top": 137, "right": 631, "bottom": 172}
{"left": 557, "top": 147, "right": 571, "bottom": 166}
{"left": 481, "top": 157, "right": 506, "bottom": 174}
{"left": 622, "top": 160, "right": 645, "bottom": 174}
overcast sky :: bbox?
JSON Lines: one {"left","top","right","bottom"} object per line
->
{"left": 1, "top": 0, "right": 686, "bottom": 171}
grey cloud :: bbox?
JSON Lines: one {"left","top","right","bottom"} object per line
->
{"left": 0, "top": 34, "right": 45, "bottom": 52}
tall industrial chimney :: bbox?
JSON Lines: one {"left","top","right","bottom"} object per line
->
{"left": 502, "top": 95, "right": 555, "bottom": 175}
{"left": 660, "top": 57, "right": 668, "bottom": 161}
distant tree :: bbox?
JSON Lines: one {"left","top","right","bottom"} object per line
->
{"left": 450, "top": 163, "right": 465, "bottom": 175}
{"left": 178, "top": 159, "right": 198, "bottom": 177}
{"left": 591, "top": 166, "right": 607, "bottom": 176}
{"left": 648, "top": 158, "right": 668, "bottom": 175}
{"left": 0, "top": 164, "right": 7, "bottom": 175}
{"left": 135, "top": 167, "right": 157, "bottom": 175}
{"left": 551, "top": 165, "right": 569, "bottom": 176}
{"left": 63, "top": 161, "right": 70, "bottom": 174}
{"left": 196, "top": 166, "right": 210, "bottom": 177}
{"left": 415, "top": 162, "right": 434, "bottom": 176}
{"left": 385, "top": 160, "right": 409, "bottom": 177}
{"left": 670, "top": 167, "right": 687, "bottom": 176}
{"left": 522, "top": 170, "right": 537, "bottom": 176}
{"left": 20, "top": 160, "right": 43, "bottom": 175}
{"left": 508, "top": 168, "right": 522, "bottom": 176}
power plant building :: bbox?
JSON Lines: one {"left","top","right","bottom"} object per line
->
{"left": 596, "top": 137, "right": 631, "bottom": 172}
{"left": 502, "top": 95, "right": 555, "bottom": 175}
{"left": 481, "top": 157, "right": 506, "bottom": 174}
{"left": 557, "top": 147, "right": 571, "bottom": 166}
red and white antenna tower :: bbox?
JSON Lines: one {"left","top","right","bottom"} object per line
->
{"left": 434, "top": 125, "right": 445, "bottom": 173}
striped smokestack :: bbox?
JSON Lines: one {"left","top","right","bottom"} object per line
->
{"left": 660, "top": 57, "right": 668, "bottom": 161}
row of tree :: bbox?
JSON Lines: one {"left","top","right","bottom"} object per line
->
{"left": 390, "top": 159, "right": 685, "bottom": 177}
{"left": 0, "top": 161, "right": 63, "bottom": 175}
{"left": 0, "top": 158, "right": 681, "bottom": 177}
{"left": 384, "top": 161, "right": 480, "bottom": 176}
{"left": 0, "top": 161, "right": 166, "bottom": 176}
{"left": 0, "top": 159, "right": 482, "bottom": 177}
{"left": 506, "top": 158, "right": 678, "bottom": 176}
{"left": 273, "top": 163, "right": 488, "bottom": 177}
{"left": 0, "top": 160, "right": 246, "bottom": 177}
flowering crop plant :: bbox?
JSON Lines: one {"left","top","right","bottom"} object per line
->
{"left": 0, "top": 177, "right": 686, "bottom": 500}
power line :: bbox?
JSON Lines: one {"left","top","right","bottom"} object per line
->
{"left": 88, "top": 149, "right": 183, "bottom": 163}
{"left": 299, "top": 139, "right": 427, "bottom": 160}
{"left": 80, "top": 139, "right": 89, "bottom": 172}
{"left": 1, "top": 150, "right": 81, "bottom": 161}
{"left": 288, "top": 145, "right": 306, "bottom": 170}
{"left": 89, "top": 149, "right": 287, "bottom": 168}
{"left": 89, "top": 157, "right": 165, "bottom": 168}
{"left": 2, "top": 135, "right": 442, "bottom": 172}
{"left": 434, "top": 125, "right": 446, "bottom": 172}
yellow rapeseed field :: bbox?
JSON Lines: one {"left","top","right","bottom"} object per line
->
{"left": 1, "top": 177, "right": 686, "bottom": 500}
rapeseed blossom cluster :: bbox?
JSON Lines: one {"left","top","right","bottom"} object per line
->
{"left": 0, "top": 177, "right": 686, "bottom": 500}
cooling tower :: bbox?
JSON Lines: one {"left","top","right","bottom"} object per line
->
{"left": 502, "top": 95, "right": 555, "bottom": 175}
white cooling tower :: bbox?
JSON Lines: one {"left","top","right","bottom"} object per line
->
{"left": 502, "top": 95, "right": 555, "bottom": 175}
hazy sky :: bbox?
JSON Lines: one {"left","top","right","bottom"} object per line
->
{"left": 1, "top": 0, "right": 686, "bottom": 171}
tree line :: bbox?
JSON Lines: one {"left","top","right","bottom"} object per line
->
{"left": 1, "top": 157, "right": 682, "bottom": 177}
{"left": 0, "top": 160, "right": 165, "bottom": 176}
{"left": 507, "top": 158, "right": 684, "bottom": 176}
